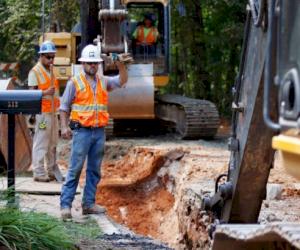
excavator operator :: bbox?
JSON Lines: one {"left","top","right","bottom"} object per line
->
{"left": 132, "top": 13, "right": 159, "bottom": 57}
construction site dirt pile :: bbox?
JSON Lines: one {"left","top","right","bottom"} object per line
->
{"left": 97, "top": 147, "right": 180, "bottom": 238}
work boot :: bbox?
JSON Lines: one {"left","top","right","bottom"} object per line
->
{"left": 48, "top": 165, "right": 65, "bottom": 183}
{"left": 82, "top": 204, "right": 106, "bottom": 215}
{"left": 61, "top": 207, "right": 72, "bottom": 220}
{"left": 49, "top": 174, "right": 65, "bottom": 182}
{"left": 33, "top": 175, "right": 50, "bottom": 182}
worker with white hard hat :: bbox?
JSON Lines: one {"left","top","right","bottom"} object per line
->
{"left": 59, "top": 44, "right": 128, "bottom": 220}
{"left": 28, "top": 40, "right": 64, "bottom": 183}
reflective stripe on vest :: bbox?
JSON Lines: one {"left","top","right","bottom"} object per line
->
{"left": 32, "top": 64, "right": 60, "bottom": 113}
{"left": 72, "top": 104, "right": 108, "bottom": 112}
{"left": 137, "top": 26, "right": 157, "bottom": 45}
{"left": 70, "top": 73, "right": 109, "bottom": 127}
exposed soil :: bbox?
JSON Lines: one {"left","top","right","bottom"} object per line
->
{"left": 97, "top": 186, "right": 174, "bottom": 238}
{"left": 96, "top": 147, "right": 183, "bottom": 238}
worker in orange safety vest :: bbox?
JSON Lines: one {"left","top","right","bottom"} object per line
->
{"left": 59, "top": 44, "right": 128, "bottom": 220}
{"left": 132, "top": 13, "right": 159, "bottom": 56}
{"left": 28, "top": 40, "right": 64, "bottom": 183}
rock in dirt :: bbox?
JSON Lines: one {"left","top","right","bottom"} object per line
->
{"left": 267, "top": 184, "right": 283, "bottom": 200}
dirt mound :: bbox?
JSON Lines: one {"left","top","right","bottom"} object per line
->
{"left": 101, "top": 148, "right": 184, "bottom": 187}
{"left": 101, "top": 148, "right": 167, "bottom": 187}
{"left": 95, "top": 147, "right": 185, "bottom": 239}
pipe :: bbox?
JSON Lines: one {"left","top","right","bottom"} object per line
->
{"left": 263, "top": 0, "right": 280, "bottom": 131}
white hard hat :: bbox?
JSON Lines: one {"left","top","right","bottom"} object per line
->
{"left": 78, "top": 44, "right": 103, "bottom": 62}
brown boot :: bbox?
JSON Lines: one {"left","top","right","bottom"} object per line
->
{"left": 49, "top": 174, "right": 65, "bottom": 182}
{"left": 82, "top": 204, "right": 106, "bottom": 215}
{"left": 48, "top": 165, "right": 65, "bottom": 183}
{"left": 33, "top": 175, "right": 50, "bottom": 182}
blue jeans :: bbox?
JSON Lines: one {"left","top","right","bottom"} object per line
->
{"left": 60, "top": 127, "right": 105, "bottom": 209}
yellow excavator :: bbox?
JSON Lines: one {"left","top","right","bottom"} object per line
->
{"left": 41, "top": 0, "right": 220, "bottom": 139}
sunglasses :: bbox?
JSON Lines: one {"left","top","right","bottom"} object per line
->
{"left": 44, "top": 55, "right": 55, "bottom": 60}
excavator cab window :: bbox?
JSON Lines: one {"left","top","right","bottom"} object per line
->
{"left": 126, "top": 2, "right": 170, "bottom": 75}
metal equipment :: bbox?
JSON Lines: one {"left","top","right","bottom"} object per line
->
{"left": 0, "top": 90, "right": 42, "bottom": 204}
{"left": 201, "top": 0, "right": 300, "bottom": 249}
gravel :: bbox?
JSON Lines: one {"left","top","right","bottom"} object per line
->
{"left": 77, "top": 233, "right": 173, "bottom": 250}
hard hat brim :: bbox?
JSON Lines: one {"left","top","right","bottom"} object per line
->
{"left": 38, "top": 50, "right": 56, "bottom": 54}
{"left": 78, "top": 58, "right": 103, "bottom": 62}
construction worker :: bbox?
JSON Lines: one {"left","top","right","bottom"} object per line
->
{"left": 28, "top": 40, "right": 64, "bottom": 182}
{"left": 132, "top": 13, "right": 159, "bottom": 56}
{"left": 59, "top": 44, "right": 128, "bottom": 219}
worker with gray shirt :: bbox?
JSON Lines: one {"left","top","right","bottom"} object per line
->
{"left": 59, "top": 44, "right": 128, "bottom": 219}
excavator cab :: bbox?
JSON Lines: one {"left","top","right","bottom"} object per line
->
{"left": 96, "top": 0, "right": 170, "bottom": 83}
{"left": 126, "top": 2, "right": 170, "bottom": 76}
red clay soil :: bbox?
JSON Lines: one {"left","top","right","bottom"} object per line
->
{"left": 92, "top": 147, "right": 178, "bottom": 238}
{"left": 100, "top": 147, "right": 168, "bottom": 187}
{"left": 96, "top": 186, "right": 174, "bottom": 237}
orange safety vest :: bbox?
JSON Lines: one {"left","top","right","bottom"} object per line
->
{"left": 70, "top": 73, "right": 109, "bottom": 127}
{"left": 136, "top": 26, "right": 158, "bottom": 45}
{"left": 32, "top": 63, "right": 60, "bottom": 113}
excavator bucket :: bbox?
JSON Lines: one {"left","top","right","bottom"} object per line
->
{"left": 108, "top": 64, "right": 155, "bottom": 119}
{"left": 0, "top": 78, "right": 32, "bottom": 173}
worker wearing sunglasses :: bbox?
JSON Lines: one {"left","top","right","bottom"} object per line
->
{"left": 27, "top": 40, "right": 63, "bottom": 183}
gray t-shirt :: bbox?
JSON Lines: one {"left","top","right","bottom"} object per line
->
{"left": 59, "top": 74, "right": 121, "bottom": 112}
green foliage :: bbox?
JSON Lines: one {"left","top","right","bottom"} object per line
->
{"left": 168, "top": 0, "right": 247, "bottom": 116}
{"left": 0, "top": 0, "right": 42, "bottom": 62}
{"left": 0, "top": 208, "right": 75, "bottom": 250}
{"left": 51, "top": 1, "right": 80, "bottom": 32}
{"left": 0, "top": 0, "right": 79, "bottom": 63}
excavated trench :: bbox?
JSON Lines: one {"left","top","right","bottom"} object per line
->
{"left": 97, "top": 147, "right": 181, "bottom": 238}
{"left": 78, "top": 138, "right": 230, "bottom": 249}
{"left": 62, "top": 126, "right": 300, "bottom": 250}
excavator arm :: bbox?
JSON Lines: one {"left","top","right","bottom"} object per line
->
{"left": 203, "top": 0, "right": 300, "bottom": 249}
{"left": 203, "top": 0, "right": 277, "bottom": 224}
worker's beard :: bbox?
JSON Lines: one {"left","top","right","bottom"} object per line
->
{"left": 84, "top": 67, "right": 97, "bottom": 76}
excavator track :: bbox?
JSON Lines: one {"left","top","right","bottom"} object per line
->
{"left": 105, "top": 119, "right": 114, "bottom": 139}
{"left": 212, "top": 224, "right": 300, "bottom": 250}
{"left": 155, "top": 94, "right": 219, "bottom": 139}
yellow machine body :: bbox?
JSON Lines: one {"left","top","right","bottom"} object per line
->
{"left": 272, "top": 130, "right": 300, "bottom": 180}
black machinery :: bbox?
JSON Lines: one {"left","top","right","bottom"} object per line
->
{"left": 0, "top": 90, "right": 42, "bottom": 204}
